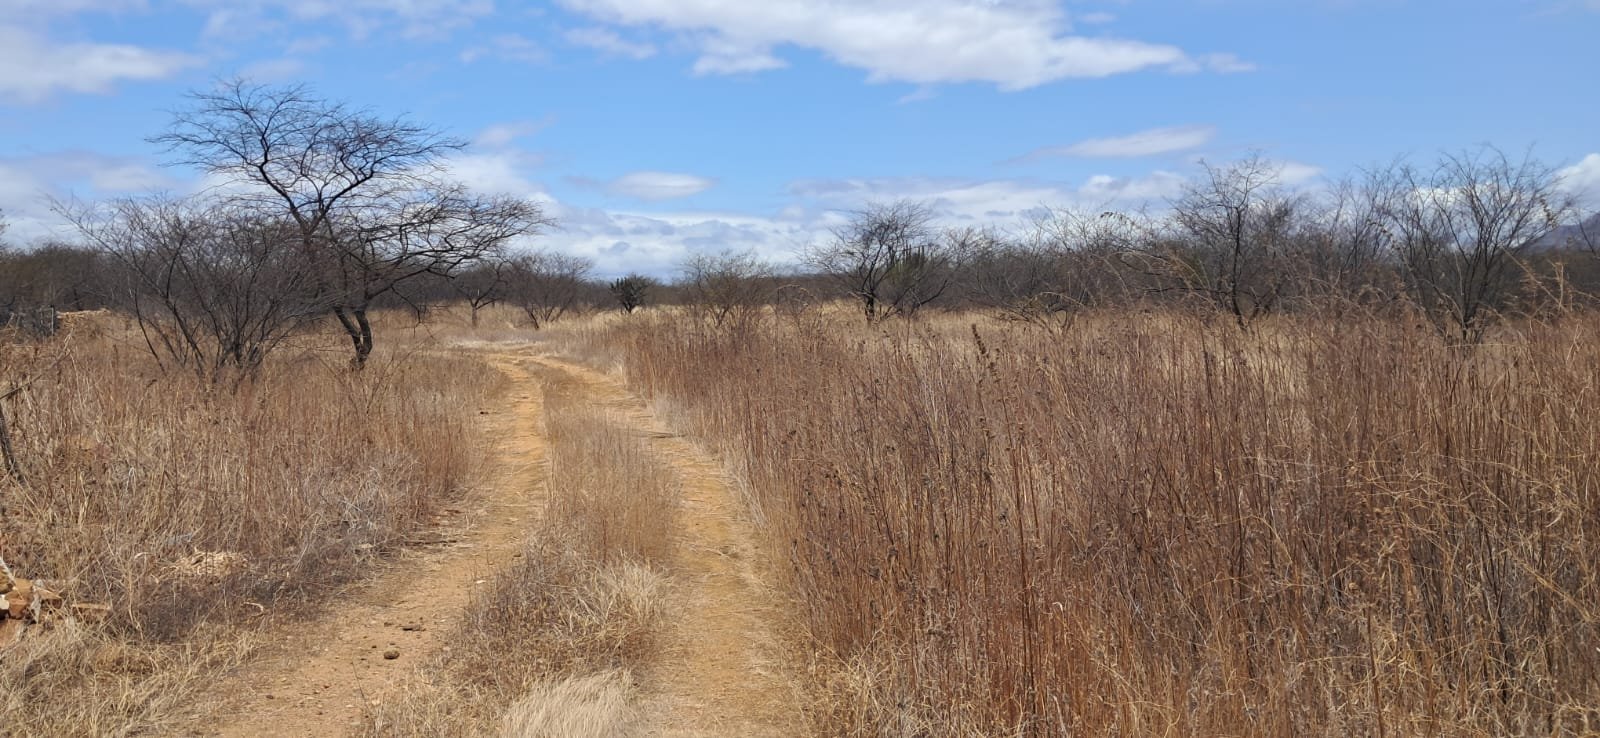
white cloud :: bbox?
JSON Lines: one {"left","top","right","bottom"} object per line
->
{"left": 461, "top": 33, "right": 547, "bottom": 64}
{"left": 1172, "top": 52, "right": 1257, "bottom": 75}
{"left": 185, "top": 0, "right": 495, "bottom": 41}
{"left": 1016, "top": 124, "right": 1217, "bottom": 162}
{"left": 543, "top": 205, "right": 819, "bottom": 276}
{"left": 556, "top": 0, "right": 1241, "bottom": 89}
{"left": 473, "top": 119, "right": 554, "bottom": 148}
{"left": 606, "top": 171, "right": 717, "bottom": 200}
{"left": 789, "top": 171, "right": 1188, "bottom": 221}
{"left": 0, "top": 151, "right": 177, "bottom": 242}
{"left": 690, "top": 36, "right": 788, "bottom": 75}
{"left": 0, "top": 25, "right": 200, "bottom": 103}
{"left": 441, "top": 150, "right": 550, "bottom": 199}
{"left": 565, "top": 26, "right": 658, "bottom": 59}
{"left": 1274, "top": 160, "right": 1323, "bottom": 185}
{"left": 1560, "top": 153, "right": 1600, "bottom": 207}
{"left": 1077, "top": 11, "right": 1115, "bottom": 24}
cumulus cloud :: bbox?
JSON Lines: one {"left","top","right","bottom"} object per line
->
{"left": 605, "top": 171, "right": 717, "bottom": 201}
{"left": 543, "top": 205, "right": 820, "bottom": 276}
{"left": 555, "top": 0, "right": 1241, "bottom": 89}
{"left": 1014, "top": 124, "right": 1217, "bottom": 162}
{"left": 565, "top": 26, "right": 658, "bottom": 59}
{"left": 0, "top": 25, "right": 200, "bottom": 103}
{"left": 790, "top": 170, "right": 1189, "bottom": 221}
{"left": 0, "top": 151, "right": 177, "bottom": 242}
{"left": 1560, "top": 153, "right": 1600, "bottom": 207}
{"left": 1273, "top": 160, "right": 1324, "bottom": 186}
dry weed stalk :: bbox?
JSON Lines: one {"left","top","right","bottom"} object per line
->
{"left": 360, "top": 371, "right": 677, "bottom": 738}
{"left": 0, "top": 324, "right": 494, "bottom": 735}
{"left": 575, "top": 308, "right": 1600, "bottom": 737}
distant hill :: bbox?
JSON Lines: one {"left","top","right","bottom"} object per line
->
{"left": 1531, "top": 212, "right": 1600, "bottom": 251}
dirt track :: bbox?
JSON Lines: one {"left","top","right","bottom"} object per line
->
{"left": 198, "top": 347, "right": 803, "bottom": 737}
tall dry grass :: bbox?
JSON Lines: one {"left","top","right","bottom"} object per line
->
{"left": 0, "top": 319, "right": 496, "bottom": 735}
{"left": 571, "top": 308, "right": 1600, "bottom": 737}
{"left": 360, "top": 368, "right": 678, "bottom": 738}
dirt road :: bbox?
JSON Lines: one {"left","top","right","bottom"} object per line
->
{"left": 198, "top": 347, "right": 804, "bottom": 737}
{"left": 203, "top": 353, "right": 548, "bottom": 737}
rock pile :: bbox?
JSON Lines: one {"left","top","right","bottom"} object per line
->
{"left": 1, "top": 568, "right": 107, "bottom": 649}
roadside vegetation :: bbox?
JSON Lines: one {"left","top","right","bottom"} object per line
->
{"left": 359, "top": 369, "right": 678, "bottom": 738}
{"left": 3, "top": 71, "right": 1599, "bottom": 736}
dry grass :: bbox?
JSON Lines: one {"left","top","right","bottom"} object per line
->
{"left": 560, "top": 307, "right": 1600, "bottom": 737}
{"left": 0, "top": 318, "right": 496, "bottom": 736}
{"left": 358, "top": 369, "right": 678, "bottom": 738}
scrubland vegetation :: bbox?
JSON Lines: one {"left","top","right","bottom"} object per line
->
{"left": 571, "top": 309, "right": 1600, "bottom": 736}
{"left": 0, "top": 318, "right": 495, "bottom": 735}
{"left": 4, "top": 77, "right": 1600, "bottom": 736}
{"left": 361, "top": 368, "right": 678, "bottom": 738}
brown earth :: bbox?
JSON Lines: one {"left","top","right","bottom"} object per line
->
{"left": 196, "top": 352, "right": 548, "bottom": 737}
{"left": 529, "top": 356, "right": 806, "bottom": 737}
{"left": 192, "top": 346, "right": 805, "bottom": 737}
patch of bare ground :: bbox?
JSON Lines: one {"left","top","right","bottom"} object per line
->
{"left": 193, "top": 352, "right": 547, "bottom": 737}
{"left": 527, "top": 356, "right": 807, "bottom": 738}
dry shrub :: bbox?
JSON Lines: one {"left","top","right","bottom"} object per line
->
{"left": 577, "top": 310, "right": 1600, "bottom": 737}
{"left": 360, "top": 370, "right": 677, "bottom": 737}
{"left": 500, "top": 670, "right": 638, "bottom": 738}
{"left": 0, "top": 331, "right": 496, "bottom": 735}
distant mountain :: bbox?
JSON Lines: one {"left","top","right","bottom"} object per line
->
{"left": 1530, "top": 212, "right": 1600, "bottom": 251}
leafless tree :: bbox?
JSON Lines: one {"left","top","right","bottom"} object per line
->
{"left": 964, "top": 210, "right": 1147, "bottom": 330}
{"left": 1283, "top": 177, "right": 1394, "bottom": 313}
{"left": 153, "top": 80, "right": 551, "bottom": 366}
{"left": 65, "top": 197, "right": 319, "bottom": 381}
{"left": 805, "top": 200, "right": 964, "bottom": 321}
{"left": 678, "top": 250, "right": 776, "bottom": 328}
{"left": 448, "top": 257, "right": 513, "bottom": 327}
{"left": 609, "top": 274, "right": 656, "bottom": 313}
{"left": 506, "top": 251, "right": 594, "bottom": 328}
{"left": 1369, "top": 147, "right": 1573, "bottom": 343}
{"left": 1137, "top": 155, "right": 1301, "bottom": 328}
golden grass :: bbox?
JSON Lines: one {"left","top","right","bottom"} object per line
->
{"left": 560, "top": 307, "right": 1600, "bottom": 737}
{"left": 0, "top": 320, "right": 497, "bottom": 736}
{"left": 358, "top": 368, "right": 678, "bottom": 738}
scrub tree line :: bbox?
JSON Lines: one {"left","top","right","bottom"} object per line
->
{"left": 22, "top": 81, "right": 552, "bottom": 380}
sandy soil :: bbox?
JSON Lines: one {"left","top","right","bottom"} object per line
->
{"left": 198, "top": 353, "right": 547, "bottom": 737}
{"left": 194, "top": 346, "right": 805, "bottom": 737}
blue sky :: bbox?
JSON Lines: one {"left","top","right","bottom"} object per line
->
{"left": 2, "top": 0, "right": 1597, "bottom": 276}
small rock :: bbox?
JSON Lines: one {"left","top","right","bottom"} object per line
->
{"left": 0, "top": 619, "right": 24, "bottom": 649}
{"left": 6, "top": 580, "right": 33, "bottom": 619}
{"left": 383, "top": 649, "right": 400, "bottom": 660}
{"left": 400, "top": 623, "right": 425, "bottom": 632}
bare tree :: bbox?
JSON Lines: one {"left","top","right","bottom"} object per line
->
{"left": 805, "top": 200, "right": 964, "bottom": 321}
{"left": 448, "top": 257, "right": 513, "bottom": 327}
{"left": 153, "top": 80, "right": 551, "bottom": 366}
{"left": 1138, "top": 155, "right": 1301, "bottom": 328}
{"left": 65, "top": 197, "right": 319, "bottom": 381}
{"left": 964, "top": 210, "right": 1147, "bottom": 330}
{"left": 678, "top": 250, "right": 775, "bottom": 328}
{"left": 608, "top": 273, "right": 656, "bottom": 313}
{"left": 1370, "top": 147, "right": 1573, "bottom": 343}
{"left": 505, "top": 251, "right": 595, "bottom": 328}
{"left": 1280, "top": 177, "right": 1394, "bottom": 313}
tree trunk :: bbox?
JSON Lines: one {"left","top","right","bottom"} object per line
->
{"left": 333, "top": 306, "right": 376, "bottom": 368}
